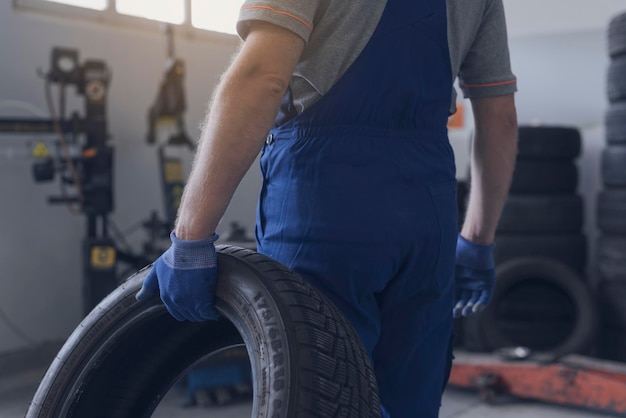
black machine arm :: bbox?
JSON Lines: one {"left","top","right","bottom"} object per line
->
{"left": 147, "top": 24, "right": 195, "bottom": 149}
{"left": 145, "top": 25, "right": 196, "bottom": 234}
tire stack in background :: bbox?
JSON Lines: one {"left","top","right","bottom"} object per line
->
{"left": 495, "top": 127, "right": 586, "bottom": 274}
{"left": 596, "top": 10, "right": 626, "bottom": 363}
{"left": 462, "top": 126, "right": 598, "bottom": 356}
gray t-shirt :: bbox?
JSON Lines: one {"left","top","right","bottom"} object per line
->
{"left": 447, "top": 0, "right": 517, "bottom": 112}
{"left": 237, "top": 0, "right": 516, "bottom": 115}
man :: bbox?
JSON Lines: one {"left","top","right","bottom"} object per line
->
{"left": 136, "top": 0, "right": 518, "bottom": 416}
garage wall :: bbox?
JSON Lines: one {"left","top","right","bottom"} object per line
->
{"left": 503, "top": 0, "right": 625, "bottom": 38}
{"left": 0, "top": 2, "right": 252, "bottom": 355}
{"left": 0, "top": 1, "right": 623, "bottom": 357}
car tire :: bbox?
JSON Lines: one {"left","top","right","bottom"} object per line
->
{"left": 498, "top": 195, "right": 584, "bottom": 234}
{"left": 608, "top": 56, "right": 626, "bottom": 103}
{"left": 598, "top": 190, "right": 626, "bottom": 234}
{"left": 605, "top": 102, "right": 626, "bottom": 144}
{"left": 509, "top": 160, "right": 578, "bottom": 194}
{"left": 517, "top": 126, "right": 581, "bottom": 160}
{"left": 596, "top": 280, "right": 626, "bottom": 330}
{"left": 597, "top": 235, "right": 626, "bottom": 281}
{"left": 462, "top": 258, "right": 598, "bottom": 357}
{"left": 609, "top": 11, "right": 626, "bottom": 59}
{"left": 26, "top": 246, "right": 381, "bottom": 418}
{"left": 602, "top": 146, "right": 626, "bottom": 187}
{"left": 494, "top": 233, "right": 587, "bottom": 273}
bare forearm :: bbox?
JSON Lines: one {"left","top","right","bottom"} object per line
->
{"left": 174, "top": 74, "right": 281, "bottom": 240}
{"left": 461, "top": 94, "right": 518, "bottom": 244}
{"left": 173, "top": 23, "right": 304, "bottom": 241}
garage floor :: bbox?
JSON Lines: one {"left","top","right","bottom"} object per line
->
{"left": 0, "top": 367, "right": 620, "bottom": 418}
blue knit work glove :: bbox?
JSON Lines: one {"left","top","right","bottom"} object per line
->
{"left": 454, "top": 235, "right": 496, "bottom": 318}
{"left": 136, "top": 232, "right": 220, "bottom": 322}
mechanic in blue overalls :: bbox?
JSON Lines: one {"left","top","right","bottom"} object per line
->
{"left": 137, "top": 0, "right": 518, "bottom": 416}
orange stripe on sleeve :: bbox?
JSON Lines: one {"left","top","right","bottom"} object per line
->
{"left": 461, "top": 79, "right": 517, "bottom": 88}
{"left": 241, "top": 6, "right": 313, "bottom": 32}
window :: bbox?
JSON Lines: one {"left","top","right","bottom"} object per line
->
{"left": 191, "top": 0, "right": 241, "bottom": 35}
{"left": 45, "top": 0, "right": 106, "bottom": 10}
{"left": 116, "top": 0, "right": 185, "bottom": 25}
{"left": 15, "top": 0, "right": 245, "bottom": 36}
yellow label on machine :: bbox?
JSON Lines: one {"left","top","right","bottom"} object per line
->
{"left": 90, "top": 246, "right": 116, "bottom": 269}
{"left": 155, "top": 117, "right": 176, "bottom": 128}
{"left": 164, "top": 160, "right": 184, "bottom": 183}
{"left": 171, "top": 185, "right": 183, "bottom": 210}
{"left": 32, "top": 142, "right": 50, "bottom": 158}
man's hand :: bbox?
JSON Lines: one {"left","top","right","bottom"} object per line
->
{"left": 453, "top": 235, "right": 495, "bottom": 318}
{"left": 136, "top": 232, "right": 220, "bottom": 322}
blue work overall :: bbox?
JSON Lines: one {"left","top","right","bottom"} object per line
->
{"left": 256, "top": 0, "right": 457, "bottom": 416}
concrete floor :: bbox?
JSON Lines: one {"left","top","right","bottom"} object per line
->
{"left": 0, "top": 367, "right": 620, "bottom": 418}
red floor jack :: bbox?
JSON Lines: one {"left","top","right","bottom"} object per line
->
{"left": 448, "top": 348, "right": 626, "bottom": 416}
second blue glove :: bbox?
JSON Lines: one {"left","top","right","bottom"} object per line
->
{"left": 136, "top": 231, "right": 220, "bottom": 322}
{"left": 454, "top": 235, "right": 496, "bottom": 318}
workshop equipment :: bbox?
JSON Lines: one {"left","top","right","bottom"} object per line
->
{"left": 449, "top": 350, "right": 626, "bottom": 416}
{"left": 143, "top": 24, "right": 195, "bottom": 244}
{"left": 0, "top": 48, "right": 117, "bottom": 314}
{"left": 0, "top": 47, "right": 149, "bottom": 315}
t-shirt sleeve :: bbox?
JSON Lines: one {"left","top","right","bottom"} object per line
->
{"left": 237, "top": 1, "right": 320, "bottom": 43}
{"left": 458, "top": 0, "right": 517, "bottom": 98}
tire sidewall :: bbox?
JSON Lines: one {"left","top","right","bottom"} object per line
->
{"left": 216, "top": 252, "right": 296, "bottom": 417}
{"left": 480, "top": 258, "right": 598, "bottom": 356}
{"left": 28, "top": 255, "right": 296, "bottom": 418}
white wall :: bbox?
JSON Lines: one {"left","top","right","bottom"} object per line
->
{"left": 0, "top": 1, "right": 624, "bottom": 356}
{"left": 503, "top": 0, "right": 626, "bottom": 38}
{"left": 0, "top": 2, "right": 255, "bottom": 354}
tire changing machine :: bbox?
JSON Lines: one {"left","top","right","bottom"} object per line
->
{"left": 2, "top": 40, "right": 255, "bottom": 407}
{"left": 0, "top": 47, "right": 150, "bottom": 316}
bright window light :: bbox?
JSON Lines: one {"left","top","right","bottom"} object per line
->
{"left": 116, "top": 0, "right": 185, "bottom": 24}
{"left": 44, "top": 0, "right": 107, "bottom": 10}
{"left": 191, "top": 0, "right": 244, "bottom": 35}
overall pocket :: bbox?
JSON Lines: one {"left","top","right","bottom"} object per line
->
{"left": 427, "top": 180, "right": 459, "bottom": 287}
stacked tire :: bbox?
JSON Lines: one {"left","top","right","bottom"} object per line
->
{"left": 494, "top": 126, "right": 587, "bottom": 273}
{"left": 596, "top": 10, "right": 626, "bottom": 363}
{"left": 462, "top": 126, "right": 598, "bottom": 356}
